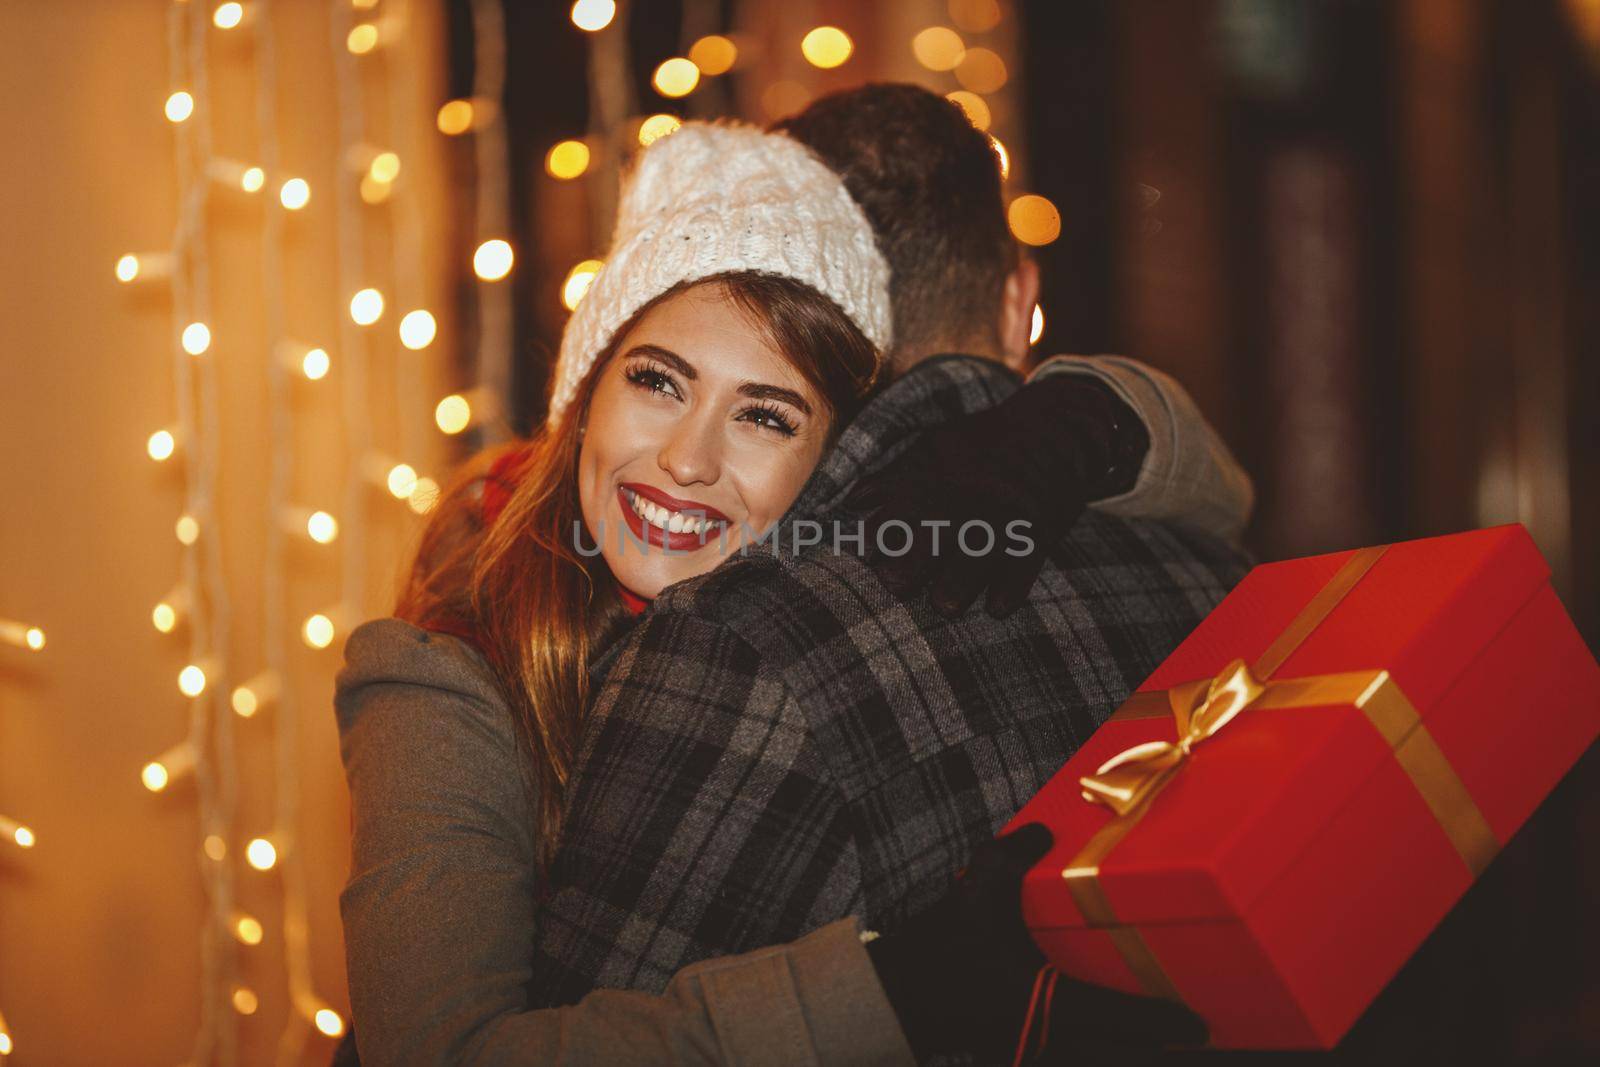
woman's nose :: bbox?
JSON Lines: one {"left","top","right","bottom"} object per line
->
{"left": 657, "top": 409, "right": 722, "bottom": 487}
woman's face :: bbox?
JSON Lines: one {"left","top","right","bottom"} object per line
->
{"left": 577, "top": 283, "right": 834, "bottom": 599}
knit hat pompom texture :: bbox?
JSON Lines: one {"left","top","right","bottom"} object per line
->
{"left": 549, "top": 121, "right": 892, "bottom": 422}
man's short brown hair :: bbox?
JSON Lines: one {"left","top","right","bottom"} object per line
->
{"left": 774, "top": 84, "right": 1018, "bottom": 368}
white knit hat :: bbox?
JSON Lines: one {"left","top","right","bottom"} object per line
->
{"left": 548, "top": 120, "right": 892, "bottom": 422}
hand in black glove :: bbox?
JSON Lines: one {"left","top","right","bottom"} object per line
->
{"left": 865, "top": 823, "right": 1206, "bottom": 1064}
{"left": 847, "top": 373, "right": 1149, "bottom": 619}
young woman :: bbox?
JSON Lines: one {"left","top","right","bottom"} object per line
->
{"left": 336, "top": 122, "right": 1226, "bottom": 1064}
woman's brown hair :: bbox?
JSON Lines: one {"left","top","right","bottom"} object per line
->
{"left": 393, "top": 271, "right": 879, "bottom": 876}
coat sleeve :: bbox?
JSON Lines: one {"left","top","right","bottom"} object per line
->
{"left": 1028, "top": 354, "right": 1255, "bottom": 543}
{"left": 335, "top": 617, "right": 912, "bottom": 1067}
{"left": 525, "top": 610, "right": 870, "bottom": 1014}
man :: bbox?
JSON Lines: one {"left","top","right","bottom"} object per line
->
{"left": 521, "top": 82, "right": 1255, "bottom": 1061}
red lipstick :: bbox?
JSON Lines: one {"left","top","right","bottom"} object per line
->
{"left": 623, "top": 483, "right": 731, "bottom": 523}
{"left": 616, "top": 483, "right": 728, "bottom": 553}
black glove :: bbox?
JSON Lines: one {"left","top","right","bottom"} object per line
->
{"left": 865, "top": 823, "right": 1206, "bottom": 1064}
{"left": 848, "top": 373, "right": 1149, "bottom": 619}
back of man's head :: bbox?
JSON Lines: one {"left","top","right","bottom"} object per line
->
{"left": 774, "top": 84, "right": 1019, "bottom": 374}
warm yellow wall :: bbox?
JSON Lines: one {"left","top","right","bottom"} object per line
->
{"left": 0, "top": 2, "right": 454, "bottom": 1063}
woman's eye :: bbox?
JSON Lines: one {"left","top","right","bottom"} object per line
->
{"left": 739, "top": 403, "right": 798, "bottom": 437}
{"left": 624, "top": 363, "right": 680, "bottom": 399}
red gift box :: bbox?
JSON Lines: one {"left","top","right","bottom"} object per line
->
{"left": 1006, "top": 524, "right": 1600, "bottom": 1049}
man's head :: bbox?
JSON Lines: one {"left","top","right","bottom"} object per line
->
{"left": 774, "top": 83, "right": 1039, "bottom": 377}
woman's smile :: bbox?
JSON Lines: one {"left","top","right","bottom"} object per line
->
{"left": 616, "top": 483, "right": 730, "bottom": 552}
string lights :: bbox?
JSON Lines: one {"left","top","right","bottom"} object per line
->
{"left": 108, "top": 0, "right": 450, "bottom": 1061}
{"left": 157, "top": 4, "right": 240, "bottom": 1065}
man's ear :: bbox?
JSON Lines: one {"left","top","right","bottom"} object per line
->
{"left": 997, "top": 258, "right": 1041, "bottom": 372}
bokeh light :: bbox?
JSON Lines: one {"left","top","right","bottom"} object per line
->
{"left": 279, "top": 177, "right": 310, "bottom": 210}
{"left": 436, "top": 99, "right": 474, "bottom": 135}
{"left": 302, "top": 613, "right": 336, "bottom": 649}
{"left": 638, "top": 114, "right": 681, "bottom": 146}
{"left": 561, "top": 259, "right": 603, "bottom": 310}
{"left": 232, "top": 686, "right": 259, "bottom": 718}
{"left": 912, "top": 27, "right": 965, "bottom": 71}
{"left": 246, "top": 837, "right": 278, "bottom": 870}
{"left": 652, "top": 57, "right": 700, "bottom": 98}
{"left": 182, "top": 322, "right": 211, "bottom": 356}
{"left": 147, "top": 430, "right": 177, "bottom": 462}
{"left": 434, "top": 394, "right": 472, "bottom": 435}
{"left": 359, "top": 174, "right": 392, "bottom": 204}
{"left": 474, "top": 239, "right": 514, "bottom": 281}
{"left": 956, "top": 47, "right": 1007, "bottom": 94}
{"left": 386, "top": 463, "right": 418, "bottom": 500}
{"left": 349, "top": 287, "right": 384, "bottom": 325}
{"left": 306, "top": 510, "right": 338, "bottom": 544}
{"left": 346, "top": 23, "right": 378, "bottom": 55}
{"left": 545, "top": 139, "right": 590, "bottom": 180}
{"left": 1008, "top": 194, "right": 1062, "bottom": 246}
{"left": 399, "top": 310, "right": 437, "bottom": 350}
{"left": 689, "top": 35, "right": 737, "bottom": 75}
{"left": 165, "top": 91, "right": 194, "bottom": 124}
{"left": 407, "top": 476, "right": 441, "bottom": 515}
{"left": 801, "top": 26, "right": 853, "bottom": 69}
{"left": 570, "top": 0, "right": 616, "bottom": 32}
{"left": 368, "top": 151, "right": 400, "bottom": 183}
{"left": 179, "top": 663, "right": 208, "bottom": 698}
{"left": 141, "top": 761, "right": 170, "bottom": 793}
{"left": 302, "top": 347, "right": 331, "bottom": 380}
{"left": 233, "top": 914, "right": 264, "bottom": 946}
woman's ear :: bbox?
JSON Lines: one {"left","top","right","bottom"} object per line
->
{"left": 997, "top": 258, "right": 1041, "bottom": 372}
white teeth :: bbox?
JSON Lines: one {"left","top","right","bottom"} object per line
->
{"left": 625, "top": 488, "right": 720, "bottom": 536}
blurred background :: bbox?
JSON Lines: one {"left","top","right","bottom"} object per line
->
{"left": 0, "top": 0, "right": 1595, "bottom": 1063}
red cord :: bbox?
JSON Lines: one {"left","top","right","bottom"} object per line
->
{"left": 1011, "top": 965, "right": 1061, "bottom": 1067}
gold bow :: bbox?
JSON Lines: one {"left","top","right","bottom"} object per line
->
{"left": 1078, "top": 659, "right": 1267, "bottom": 817}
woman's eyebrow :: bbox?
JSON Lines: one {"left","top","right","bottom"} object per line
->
{"left": 624, "top": 342, "right": 813, "bottom": 416}
{"left": 622, "top": 344, "right": 696, "bottom": 379}
{"left": 738, "top": 382, "right": 812, "bottom": 417}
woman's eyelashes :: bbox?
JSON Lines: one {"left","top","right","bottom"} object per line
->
{"left": 623, "top": 359, "right": 801, "bottom": 438}
{"left": 737, "top": 402, "right": 798, "bottom": 437}
{"left": 623, "top": 359, "right": 681, "bottom": 399}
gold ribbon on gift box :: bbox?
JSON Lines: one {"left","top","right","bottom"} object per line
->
{"left": 1061, "top": 545, "right": 1502, "bottom": 1002}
